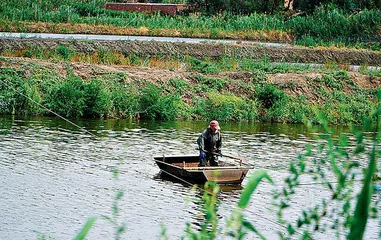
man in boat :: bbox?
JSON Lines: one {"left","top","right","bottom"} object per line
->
{"left": 197, "top": 120, "right": 222, "bottom": 167}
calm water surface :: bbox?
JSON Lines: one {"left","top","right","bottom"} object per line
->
{"left": 0, "top": 116, "right": 379, "bottom": 239}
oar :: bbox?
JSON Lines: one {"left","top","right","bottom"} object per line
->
{"left": 222, "top": 153, "right": 249, "bottom": 164}
{"left": 204, "top": 150, "right": 248, "bottom": 165}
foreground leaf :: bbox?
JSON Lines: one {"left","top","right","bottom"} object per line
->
{"left": 347, "top": 146, "right": 376, "bottom": 240}
{"left": 238, "top": 170, "right": 273, "bottom": 209}
{"left": 74, "top": 216, "right": 97, "bottom": 240}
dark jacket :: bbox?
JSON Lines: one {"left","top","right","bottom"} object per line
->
{"left": 197, "top": 127, "right": 222, "bottom": 154}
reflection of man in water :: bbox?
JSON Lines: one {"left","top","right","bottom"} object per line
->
{"left": 197, "top": 120, "right": 222, "bottom": 167}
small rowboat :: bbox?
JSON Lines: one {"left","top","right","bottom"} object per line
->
{"left": 153, "top": 155, "right": 253, "bottom": 185}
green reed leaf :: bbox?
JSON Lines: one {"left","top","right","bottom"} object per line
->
{"left": 238, "top": 170, "right": 273, "bottom": 209}
{"left": 73, "top": 216, "right": 97, "bottom": 240}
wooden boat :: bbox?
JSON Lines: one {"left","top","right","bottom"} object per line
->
{"left": 153, "top": 155, "right": 253, "bottom": 185}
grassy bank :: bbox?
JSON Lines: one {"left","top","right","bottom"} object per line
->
{"left": 0, "top": 0, "right": 380, "bottom": 50}
{"left": 0, "top": 52, "right": 380, "bottom": 124}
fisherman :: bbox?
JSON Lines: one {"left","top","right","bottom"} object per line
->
{"left": 197, "top": 120, "right": 222, "bottom": 167}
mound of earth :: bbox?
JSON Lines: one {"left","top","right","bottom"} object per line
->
{"left": 1, "top": 57, "right": 380, "bottom": 104}
{"left": 0, "top": 38, "right": 380, "bottom": 66}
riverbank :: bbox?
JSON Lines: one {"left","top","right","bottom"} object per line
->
{"left": 1, "top": 54, "right": 380, "bottom": 124}
{"left": 0, "top": 37, "right": 380, "bottom": 66}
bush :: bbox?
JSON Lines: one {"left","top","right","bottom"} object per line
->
{"left": 44, "top": 74, "right": 86, "bottom": 118}
{"left": 109, "top": 88, "right": 139, "bottom": 119}
{"left": 255, "top": 84, "right": 287, "bottom": 109}
{"left": 0, "top": 70, "right": 28, "bottom": 115}
{"left": 289, "top": 6, "right": 381, "bottom": 43}
{"left": 188, "top": 57, "right": 219, "bottom": 74}
{"left": 74, "top": 3, "right": 101, "bottom": 17}
{"left": 204, "top": 91, "right": 259, "bottom": 121}
{"left": 167, "top": 78, "right": 190, "bottom": 95}
{"left": 139, "top": 83, "right": 181, "bottom": 120}
{"left": 23, "top": 81, "right": 43, "bottom": 115}
{"left": 44, "top": 75, "right": 110, "bottom": 118}
{"left": 193, "top": 75, "right": 228, "bottom": 91}
{"left": 83, "top": 81, "right": 109, "bottom": 118}
{"left": 251, "top": 69, "right": 268, "bottom": 83}
{"left": 56, "top": 45, "right": 73, "bottom": 61}
{"left": 187, "top": 0, "right": 283, "bottom": 14}
{"left": 323, "top": 75, "right": 344, "bottom": 90}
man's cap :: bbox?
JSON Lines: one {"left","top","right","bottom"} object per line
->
{"left": 209, "top": 120, "right": 220, "bottom": 130}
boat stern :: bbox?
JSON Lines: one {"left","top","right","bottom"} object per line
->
{"left": 202, "top": 168, "right": 249, "bottom": 184}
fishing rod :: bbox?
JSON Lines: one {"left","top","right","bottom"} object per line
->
{"left": 0, "top": 77, "right": 98, "bottom": 138}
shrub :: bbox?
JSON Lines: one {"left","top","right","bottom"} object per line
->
{"left": 0, "top": 70, "right": 27, "bottom": 115}
{"left": 44, "top": 74, "right": 86, "bottom": 118}
{"left": 204, "top": 91, "right": 259, "bottom": 121}
{"left": 74, "top": 3, "right": 101, "bottom": 17}
{"left": 255, "top": 84, "right": 287, "bottom": 109}
{"left": 188, "top": 57, "right": 219, "bottom": 74}
{"left": 45, "top": 78, "right": 110, "bottom": 118}
{"left": 193, "top": 74, "right": 228, "bottom": 91}
{"left": 83, "top": 81, "right": 109, "bottom": 118}
{"left": 323, "top": 75, "right": 344, "bottom": 90}
{"left": 167, "top": 78, "right": 189, "bottom": 95}
{"left": 23, "top": 45, "right": 46, "bottom": 59}
{"left": 139, "top": 83, "right": 181, "bottom": 120}
{"left": 289, "top": 6, "right": 381, "bottom": 44}
{"left": 109, "top": 88, "right": 140, "bottom": 119}
{"left": 251, "top": 69, "right": 268, "bottom": 84}
{"left": 56, "top": 45, "right": 73, "bottom": 61}
{"left": 23, "top": 81, "right": 43, "bottom": 115}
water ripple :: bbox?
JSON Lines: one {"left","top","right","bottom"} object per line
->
{"left": 0, "top": 117, "right": 379, "bottom": 239}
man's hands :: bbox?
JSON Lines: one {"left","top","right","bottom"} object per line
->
{"left": 217, "top": 150, "right": 222, "bottom": 157}
{"left": 199, "top": 151, "right": 206, "bottom": 159}
{"left": 200, "top": 150, "right": 222, "bottom": 158}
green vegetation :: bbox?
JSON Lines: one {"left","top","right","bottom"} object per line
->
{"left": 1, "top": 45, "right": 317, "bottom": 73}
{"left": 189, "top": 0, "right": 381, "bottom": 14}
{"left": 74, "top": 217, "right": 97, "bottom": 240}
{"left": 0, "top": 0, "right": 380, "bottom": 50}
{"left": 272, "top": 99, "right": 381, "bottom": 239}
{"left": 0, "top": 0, "right": 379, "bottom": 239}
{"left": 0, "top": 55, "right": 380, "bottom": 124}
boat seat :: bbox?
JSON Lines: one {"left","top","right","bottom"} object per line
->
{"left": 171, "top": 161, "right": 231, "bottom": 168}
{"left": 172, "top": 162, "right": 199, "bottom": 168}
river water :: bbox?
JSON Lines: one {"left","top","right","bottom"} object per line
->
{"left": 0, "top": 116, "right": 379, "bottom": 240}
